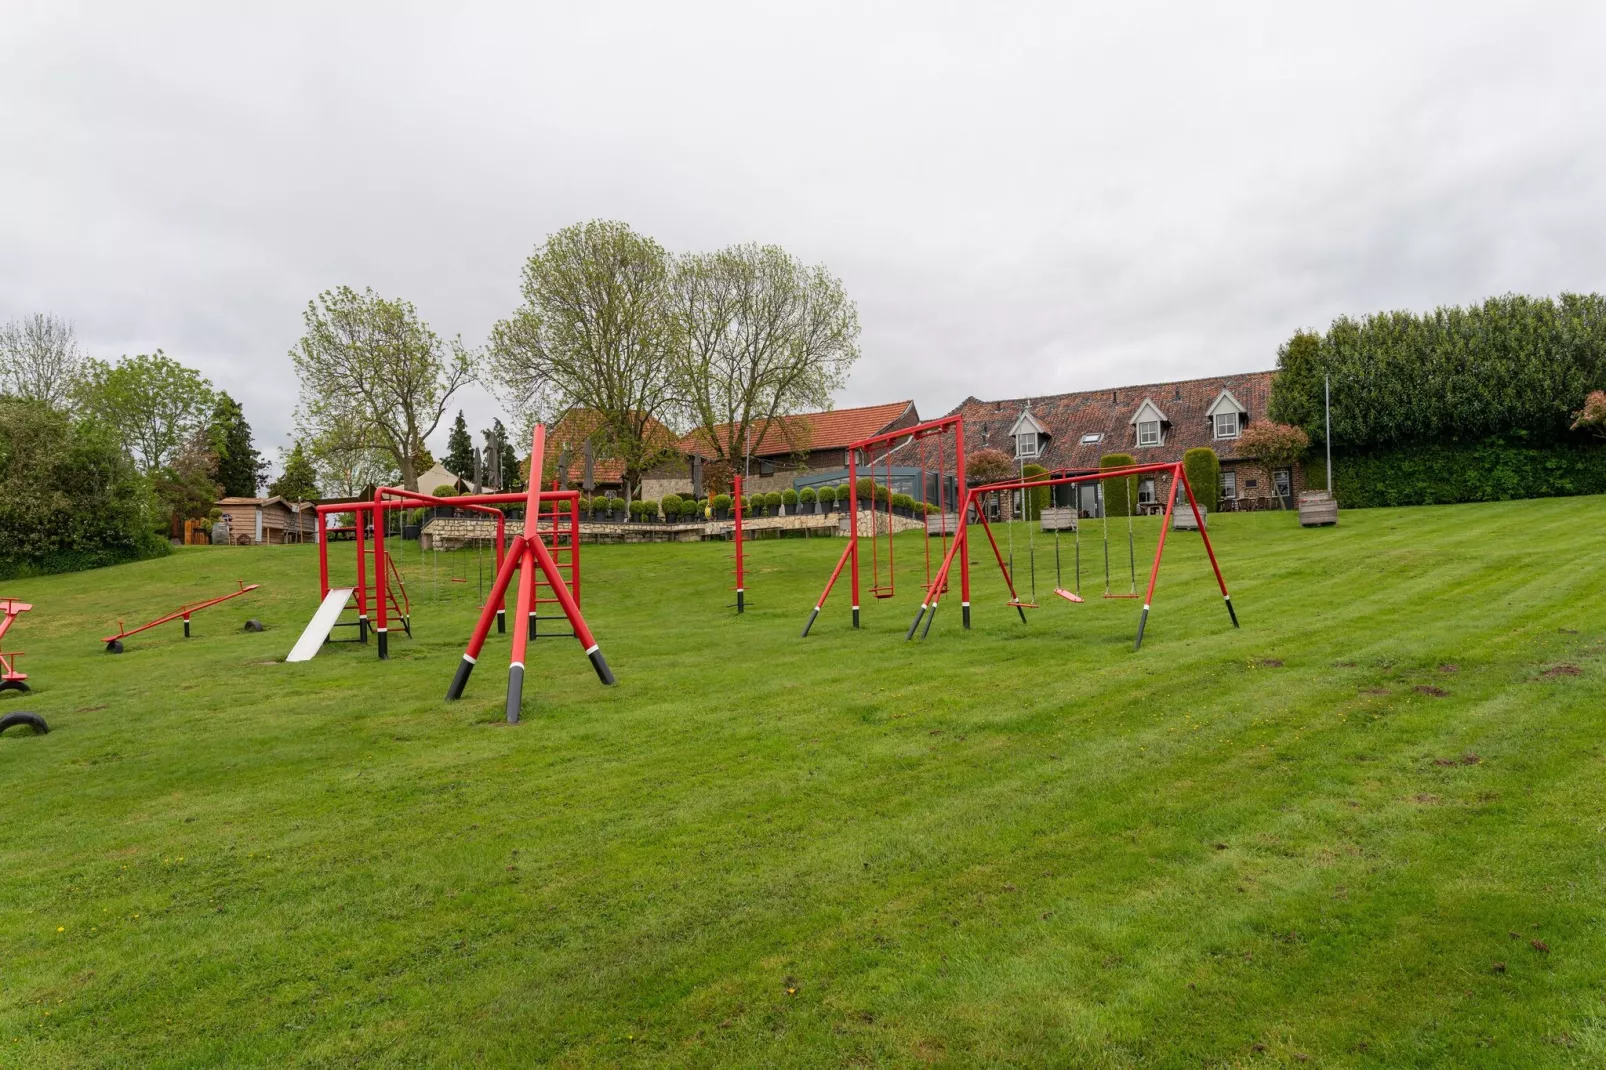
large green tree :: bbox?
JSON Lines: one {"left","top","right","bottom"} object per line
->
{"left": 669, "top": 243, "right": 860, "bottom": 468}
{"left": 0, "top": 398, "right": 166, "bottom": 577}
{"left": 443, "top": 410, "right": 476, "bottom": 479}
{"left": 292, "top": 286, "right": 474, "bottom": 491}
{"left": 482, "top": 419, "right": 520, "bottom": 490}
{"left": 488, "top": 221, "right": 679, "bottom": 493}
{"left": 269, "top": 442, "right": 322, "bottom": 502}
{"left": 75, "top": 350, "right": 217, "bottom": 475}
{"left": 208, "top": 392, "right": 265, "bottom": 497}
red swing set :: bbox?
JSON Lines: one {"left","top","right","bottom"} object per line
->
{"left": 916, "top": 461, "right": 1239, "bottom": 650}
{"left": 802, "top": 414, "right": 971, "bottom": 636}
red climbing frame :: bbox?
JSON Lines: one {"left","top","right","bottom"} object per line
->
{"left": 803, "top": 414, "right": 969, "bottom": 636}
{"left": 0, "top": 598, "right": 31, "bottom": 692}
{"left": 441, "top": 424, "right": 613, "bottom": 723}
{"left": 914, "top": 461, "right": 1238, "bottom": 649}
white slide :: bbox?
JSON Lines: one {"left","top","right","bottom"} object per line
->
{"left": 285, "top": 587, "right": 354, "bottom": 662}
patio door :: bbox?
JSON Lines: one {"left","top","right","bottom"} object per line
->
{"left": 1274, "top": 468, "right": 1292, "bottom": 507}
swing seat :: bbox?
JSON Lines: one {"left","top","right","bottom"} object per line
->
{"left": 1007, "top": 599, "right": 1039, "bottom": 609}
{"left": 1053, "top": 588, "right": 1083, "bottom": 603}
{"left": 871, "top": 586, "right": 896, "bottom": 600}
{"left": 1103, "top": 592, "right": 1140, "bottom": 599}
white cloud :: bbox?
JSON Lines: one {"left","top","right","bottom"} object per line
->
{"left": 4, "top": 1, "right": 1603, "bottom": 470}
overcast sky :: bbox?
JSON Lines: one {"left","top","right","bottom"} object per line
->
{"left": 5, "top": 2, "right": 1604, "bottom": 471}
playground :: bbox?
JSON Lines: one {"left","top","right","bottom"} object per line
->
{"left": 2, "top": 492, "right": 1604, "bottom": 1066}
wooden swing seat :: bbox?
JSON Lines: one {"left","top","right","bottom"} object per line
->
{"left": 1103, "top": 592, "right": 1140, "bottom": 599}
{"left": 1007, "top": 599, "right": 1039, "bottom": 609}
{"left": 1053, "top": 588, "right": 1083, "bottom": 603}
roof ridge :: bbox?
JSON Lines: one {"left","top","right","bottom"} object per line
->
{"left": 969, "top": 369, "right": 1275, "bottom": 408}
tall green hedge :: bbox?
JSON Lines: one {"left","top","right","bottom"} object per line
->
{"left": 1269, "top": 293, "right": 1606, "bottom": 448}
{"left": 1182, "top": 447, "right": 1220, "bottom": 510}
{"left": 0, "top": 400, "right": 169, "bottom": 578}
{"left": 1100, "top": 453, "right": 1137, "bottom": 517}
{"left": 1020, "top": 463, "right": 1049, "bottom": 519}
{"left": 1306, "top": 439, "right": 1606, "bottom": 508}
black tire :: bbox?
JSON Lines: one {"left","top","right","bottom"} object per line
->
{"left": 0, "top": 712, "right": 48, "bottom": 735}
{"left": 243, "top": 619, "right": 264, "bottom": 632}
{"left": 106, "top": 639, "right": 124, "bottom": 654}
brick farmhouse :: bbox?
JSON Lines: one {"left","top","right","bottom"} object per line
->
{"left": 950, "top": 370, "right": 1306, "bottom": 518}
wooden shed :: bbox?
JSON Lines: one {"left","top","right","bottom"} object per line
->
{"left": 215, "top": 497, "right": 318, "bottom": 545}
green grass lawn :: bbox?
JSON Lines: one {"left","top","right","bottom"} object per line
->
{"left": 2, "top": 499, "right": 1603, "bottom": 1067}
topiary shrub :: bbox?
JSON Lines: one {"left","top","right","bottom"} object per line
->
{"left": 433, "top": 485, "right": 457, "bottom": 498}
{"left": 814, "top": 485, "right": 832, "bottom": 504}
{"left": 641, "top": 498, "right": 659, "bottom": 520}
{"left": 856, "top": 476, "right": 876, "bottom": 500}
{"left": 608, "top": 496, "right": 626, "bottom": 517}
{"left": 628, "top": 499, "right": 645, "bottom": 519}
{"left": 764, "top": 490, "right": 783, "bottom": 508}
{"left": 713, "top": 493, "right": 732, "bottom": 516}
{"left": 1019, "top": 464, "right": 1049, "bottom": 519}
{"left": 781, "top": 488, "right": 798, "bottom": 506}
{"left": 660, "top": 493, "right": 682, "bottom": 516}
{"left": 799, "top": 487, "right": 816, "bottom": 505}
{"left": 1182, "top": 447, "right": 1221, "bottom": 510}
{"left": 891, "top": 492, "right": 913, "bottom": 514}
{"left": 1100, "top": 454, "right": 1138, "bottom": 517}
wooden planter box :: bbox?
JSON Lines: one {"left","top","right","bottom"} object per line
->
{"left": 1298, "top": 491, "right": 1338, "bottom": 527}
{"left": 1039, "top": 506, "right": 1078, "bottom": 532}
{"left": 1172, "top": 506, "right": 1206, "bottom": 531}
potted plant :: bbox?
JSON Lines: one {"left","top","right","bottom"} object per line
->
{"left": 712, "top": 493, "right": 732, "bottom": 520}
{"left": 645, "top": 498, "right": 662, "bottom": 523}
{"left": 764, "top": 491, "right": 783, "bottom": 517}
{"left": 660, "top": 493, "right": 681, "bottom": 522}
{"left": 627, "top": 499, "right": 643, "bottom": 523}
{"left": 816, "top": 485, "right": 834, "bottom": 513}
{"left": 799, "top": 486, "right": 817, "bottom": 514}
{"left": 781, "top": 488, "right": 798, "bottom": 516}
{"left": 890, "top": 492, "right": 910, "bottom": 518}
{"left": 608, "top": 496, "right": 626, "bottom": 522}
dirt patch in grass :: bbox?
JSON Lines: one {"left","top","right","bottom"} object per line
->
{"left": 1438, "top": 664, "right": 1459, "bottom": 674}
{"left": 1414, "top": 685, "right": 1449, "bottom": 697}
{"left": 1432, "top": 754, "right": 1481, "bottom": 767}
{"left": 1258, "top": 658, "right": 1284, "bottom": 668}
{"left": 1538, "top": 664, "right": 1582, "bottom": 679}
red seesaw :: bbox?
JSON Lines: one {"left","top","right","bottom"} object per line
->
{"left": 102, "top": 580, "right": 260, "bottom": 653}
{"left": 0, "top": 598, "right": 32, "bottom": 693}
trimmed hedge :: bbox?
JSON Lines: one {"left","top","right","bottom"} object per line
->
{"left": 1307, "top": 439, "right": 1606, "bottom": 508}
{"left": 1020, "top": 463, "right": 1049, "bottom": 520}
{"left": 1182, "top": 447, "right": 1220, "bottom": 510}
{"left": 1100, "top": 454, "right": 1138, "bottom": 517}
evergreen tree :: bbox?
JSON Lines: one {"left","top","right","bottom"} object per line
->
{"left": 269, "top": 442, "right": 321, "bottom": 502}
{"left": 209, "top": 392, "right": 265, "bottom": 496}
{"left": 443, "top": 410, "right": 476, "bottom": 479}
{"left": 483, "top": 418, "right": 520, "bottom": 489}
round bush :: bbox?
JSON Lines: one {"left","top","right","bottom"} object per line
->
{"left": 764, "top": 491, "right": 783, "bottom": 508}
{"left": 608, "top": 496, "right": 626, "bottom": 514}
{"left": 781, "top": 488, "right": 798, "bottom": 506}
{"left": 628, "top": 500, "right": 645, "bottom": 518}
{"left": 712, "top": 493, "right": 732, "bottom": 512}
{"left": 856, "top": 476, "right": 875, "bottom": 500}
{"left": 891, "top": 492, "right": 913, "bottom": 510}
{"left": 799, "top": 487, "right": 817, "bottom": 504}
{"left": 641, "top": 498, "right": 658, "bottom": 518}
{"left": 433, "top": 485, "right": 457, "bottom": 498}
{"left": 660, "top": 493, "right": 682, "bottom": 513}
{"left": 816, "top": 485, "right": 835, "bottom": 504}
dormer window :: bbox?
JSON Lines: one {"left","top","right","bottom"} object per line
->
{"left": 1015, "top": 432, "right": 1039, "bottom": 458}
{"left": 1128, "top": 398, "right": 1168, "bottom": 448}
{"left": 1006, "top": 407, "right": 1049, "bottom": 461}
{"left": 1136, "top": 420, "right": 1161, "bottom": 447}
{"left": 1206, "top": 388, "right": 1248, "bottom": 442}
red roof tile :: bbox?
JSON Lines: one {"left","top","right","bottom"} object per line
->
{"left": 682, "top": 400, "right": 916, "bottom": 458}
{"left": 950, "top": 371, "right": 1277, "bottom": 471}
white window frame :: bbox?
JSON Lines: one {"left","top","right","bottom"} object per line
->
{"left": 1136, "top": 420, "right": 1161, "bottom": 447}
{"left": 1137, "top": 479, "right": 1156, "bottom": 504}
{"left": 1221, "top": 470, "right": 1237, "bottom": 499}
{"left": 1015, "top": 432, "right": 1039, "bottom": 459}
{"left": 1213, "top": 412, "right": 1240, "bottom": 440}
{"left": 1080, "top": 432, "right": 1102, "bottom": 445}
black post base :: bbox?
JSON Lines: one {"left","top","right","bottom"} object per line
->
{"left": 905, "top": 605, "right": 926, "bottom": 641}
{"left": 183, "top": 618, "right": 191, "bottom": 638}
{"left": 377, "top": 629, "right": 389, "bottom": 660}
{"left": 962, "top": 603, "right": 971, "bottom": 629}
{"left": 497, "top": 609, "right": 505, "bottom": 635}
{"left": 528, "top": 613, "right": 537, "bottom": 640}
{"left": 852, "top": 606, "right": 860, "bottom": 629}
{"left": 1225, "top": 596, "right": 1239, "bottom": 628}
{"left": 1134, "top": 605, "right": 1151, "bottom": 651}
{"left": 445, "top": 655, "right": 475, "bottom": 700}
{"left": 736, "top": 589, "right": 744, "bottom": 614}
{"left": 801, "top": 606, "right": 820, "bottom": 638}
{"left": 586, "top": 646, "right": 616, "bottom": 685}
{"left": 922, "top": 601, "right": 938, "bottom": 639}
{"left": 1016, "top": 604, "right": 1028, "bottom": 624}
{"left": 505, "top": 662, "right": 524, "bottom": 725}
{"left": 359, "top": 617, "right": 368, "bottom": 643}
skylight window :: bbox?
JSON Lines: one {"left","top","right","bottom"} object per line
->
{"left": 1080, "top": 432, "right": 1103, "bottom": 444}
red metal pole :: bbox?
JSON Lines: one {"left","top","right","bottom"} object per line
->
{"left": 504, "top": 540, "right": 537, "bottom": 723}
{"left": 734, "top": 474, "right": 745, "bottom": 614}
{"left": 569, "top": 492, "right": 581, "bottom": 607}
{"left": 848, "top": 447, "right": 860, "bottom": 627}
{"left": 372, "top": 494, "right": 389, "bottom": 659}
{"left": 955, "top": 417, "right": 970, "bottom": 628}
{"left": 526, "top": 532, "right": 611, "bottom": 684}
{"left": 1133, "top": 464, "right": 1183, "bottom": 651}
{"left": 317, "top": 506, "right": 330, "bottom": 600}
{"left": 1178, "top": 466, "right": 1239, "bottom": 629}
{"left": 495, "top": 510, "right": 507, "bottom": 634}
{"left": 803, "top": 539, "right": 855, "bottom": 637}
{"left": 353, "top": 504, "right": 369, "bottom": 643}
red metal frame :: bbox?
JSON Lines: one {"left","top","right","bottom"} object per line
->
{"left": 915, "top": 461, "right": 1237, "bottom": 649}
{"left": 0, "top": 598, "right": 31, "bottom": 691}
{"left": 733, "top": 474, "right": 745, "bottom": 613}
{"left": 100, "top": 582, "right": 259, "bottom": 650}
{"left": 803, "top": 414, "right": 969, "bottom": 636}
{"left": 442, "top": 424, "right": 614, "bottom": 722}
